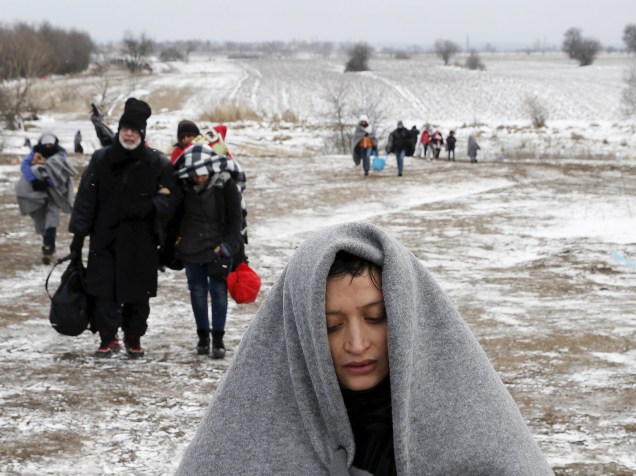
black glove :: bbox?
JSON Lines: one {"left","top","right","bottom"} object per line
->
{"left": 122, "top": 200, "right": 154, "bottom": 219}
{"left": 69, "top": 234, "right": 85, "bottom": 262}
{"left": 31, "top": 178, "right": 49, "bottom": 191}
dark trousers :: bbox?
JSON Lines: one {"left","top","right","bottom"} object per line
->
{"left": 448, "top": 148, "right": 455, "bottom": 161}
{"left": 94, "top": 297, "right": 150, "bottom": 336}
{"left": 43, "top": 227, "right": 56, "bottom": 248}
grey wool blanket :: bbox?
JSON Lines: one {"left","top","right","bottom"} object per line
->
{"left": 15, "top": 152, "right": 76, "bottom": 215}
{"left": 177, "top": 222, "right": 553, "bottom": 475}
{"left": 351, "top": 124, "right": 378, "bottom": 166}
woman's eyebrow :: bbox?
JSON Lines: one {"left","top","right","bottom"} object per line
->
{"left": 326, "top": 300, "right": 385, "bottom": 315}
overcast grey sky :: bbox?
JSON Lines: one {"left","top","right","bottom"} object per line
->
{"left": 1, "top": 0, "right": 635, "bottom": 48}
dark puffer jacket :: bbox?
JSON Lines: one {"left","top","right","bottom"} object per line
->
{"left": 175, "top": 175, "right": 242, "bottom": 264}
{"left": 69, "top": 139, "right": 178, "bottom": 302}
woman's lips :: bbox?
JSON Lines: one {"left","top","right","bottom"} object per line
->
{"left": 344, "top": 360, "right": 377, "bottom": 375}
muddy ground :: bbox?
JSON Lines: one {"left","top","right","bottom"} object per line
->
{"left": 0, "top": 152, "right": 634, "bottom": 475}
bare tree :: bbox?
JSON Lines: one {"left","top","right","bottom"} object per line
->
{"left": 38, "top": 23, "right": 93, "bottom": 74}
{"left": 0, "top": 24, "right": 54, "bottom": 128}
{"left": 434, "top": 39, "right": 460, "bottom": 65}
{"left": 345, "top": 43, "right": 372, "bottom": 72}
{"left": 350, "top": 83, "right": 390, "bottom": 145}
{"left": 183, "top": 40, "right": 198, "bottom": 62}
{"left": 563, "top": 28, "right": 601, "bottom": 66}
{"left": 323, "top": 79, "right": 352, "bottom": 153}
{"left": 621, "top": 59, "right": 636, "bottom": 118}
{"left": 122, "top": 32, "right": 154, "bottom": 74}
{"left": 623, "top": 24, "right": 636, "bottom": 54}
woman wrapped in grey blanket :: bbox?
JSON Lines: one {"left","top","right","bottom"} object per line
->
{"left": 177, "top": 222, "right": 553, "bottom": 475}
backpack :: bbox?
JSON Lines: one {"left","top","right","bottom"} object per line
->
{"left": 45, "top": 255, "right": 94, "bottom": 336}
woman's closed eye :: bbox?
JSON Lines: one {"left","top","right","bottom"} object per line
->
{"left": 365, "top": 315, "right": 387, "bottom": 324}
{"left": 326, "top": 318, "right": 343, "bottom": 333}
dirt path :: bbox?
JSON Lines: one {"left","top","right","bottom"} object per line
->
{"left": 0, "top": 153, "right": 634, "bottom": 474}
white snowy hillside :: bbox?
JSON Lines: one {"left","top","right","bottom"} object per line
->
{"left": 0, "top": 51, "right": 635, "bottom": 475}
{"left": 1, "top": 51, "right": 635, "bottom": 159}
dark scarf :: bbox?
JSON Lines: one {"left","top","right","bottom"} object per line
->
{"left": 34, "top": 143, "right": 63, "bottom": 158}
{"left": 341, "top": 376, "right": 396, "bottom": 476}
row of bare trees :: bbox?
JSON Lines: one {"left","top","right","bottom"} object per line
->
{"left": 0, "top": 23, "right": 93, "bottom": 128}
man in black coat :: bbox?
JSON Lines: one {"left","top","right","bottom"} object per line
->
{"left": 69, "top": 98, "right": 178, "bottom": 358}
{"left": 386, "top": 120, "right": 410, "bottom": 177}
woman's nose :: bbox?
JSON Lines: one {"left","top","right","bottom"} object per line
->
{"left": 344, "top": 324, "right": 369, "bottom": 354}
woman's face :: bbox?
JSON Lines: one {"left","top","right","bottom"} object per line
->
{"left": 193, "top": 173, "right": 209, "bottom": 185}
{"left": 325, "top": 271, "right": 389, "bottom": 391}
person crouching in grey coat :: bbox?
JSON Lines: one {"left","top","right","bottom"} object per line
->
{"left": 15, "top": 132, "right": 75, "bottom": 264}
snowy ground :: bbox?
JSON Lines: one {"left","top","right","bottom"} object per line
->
{"left": 1, "top": 52, "right": 635, "bottom": 474}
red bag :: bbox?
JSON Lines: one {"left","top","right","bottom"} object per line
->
{"left": 227, "top": 262, "right": 261, "bottom": 304}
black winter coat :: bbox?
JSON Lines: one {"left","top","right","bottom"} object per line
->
{"left": 175, "top": 176, "right": 243, "bottom": 264}
{"left": 69, "top": 141, "right": 178, "bottom": 303}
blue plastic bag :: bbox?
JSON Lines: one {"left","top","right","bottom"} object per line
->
{"left": 372, "top": 155, "right": 386, "bottom": 171}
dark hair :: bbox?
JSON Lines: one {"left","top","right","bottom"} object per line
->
{"left": 328, "top": 250, "right": 382, "bottom": 289}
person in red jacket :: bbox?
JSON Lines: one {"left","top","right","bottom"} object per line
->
{"left": 170, "top": 120, "right": 200, "bottom": 164}
{"left": 419, "top": 125, "right": 432, "bottom": 160}
{"left": 171, "top": 121, "right": 233, "bottom": 164}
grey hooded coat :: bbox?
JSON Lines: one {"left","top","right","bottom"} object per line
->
{"left": 177, "top": 222, "right": 553, "bottom": 475}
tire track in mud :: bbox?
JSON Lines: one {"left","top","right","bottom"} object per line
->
{"left": 365, "top": 71, "right": 427, "bottom": 115}
{"left": 230, "top": 62, "right": 262, "bottom": 110}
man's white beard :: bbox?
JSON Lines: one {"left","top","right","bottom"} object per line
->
{"left": 119, "top": 134, "right": 142, "bottom": 150}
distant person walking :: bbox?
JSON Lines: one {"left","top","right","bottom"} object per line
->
{"left": 74, "top": 130, "right": 84, "bottom": 154}
{"left": 386, "top": 120, "right": 409, "bottom": 177}
{"left": 15, "top": 132, "right": 75, "bottom": 264}
{"left": 446, "top": 130, "right": 457, "bottom": 161}
{"left": 69, "top": 98, "right": 178, "bottom": 358}
{"left": 468, "top": 135, "right": 481, "bottom": 163}
{"left": 418, "top": 125, "right": 432, "bottom": 159}
{"left": 431, "top": 130, "right": 444, "bottom": 159}
{"left": 351, "top": 115, "right": 378, "bottom": 177}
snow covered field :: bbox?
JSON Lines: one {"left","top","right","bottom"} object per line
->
{"left": 0, "top": 52, "right": 635, "bottom": 474}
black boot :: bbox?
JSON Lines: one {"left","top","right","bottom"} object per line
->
{"left": 41, "top": 245, "right": 55, "bottom": 265}
{"left": 124, "top": 333, "right": 145, "bottom": 359}
{"left": 197, "top": 329, "right": 210, "bottom": 355}
{"left": 211, "top": 330, "right": 226, "bottom": 359}
{"left": 95, "top": 331, "right": 121, "bottom": 358}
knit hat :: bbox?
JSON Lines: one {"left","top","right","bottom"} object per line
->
{"left": 359, "top": 114, "right": 369, "bottom": 123}
{"left": 39, "top": 132, "right": 57, "bottom": 145}
{"left": 118, "top": 98, "right": 152, "bottom": 138}
{"left": 177, "top": 120, "right": 200, "bottom": 140}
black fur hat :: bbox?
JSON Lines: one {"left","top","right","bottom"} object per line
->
{"left": 118, "top": 98, "right": 152, "bottom": 138}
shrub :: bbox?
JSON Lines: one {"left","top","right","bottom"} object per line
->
{"left": 524, "top": 95, "right": 549, "bottom": 128}
{"left": 345, "top": 43, "right": 372, "bottom": 72}
{"left": 465, "top": 51, "right": 485, "bottom": 71}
